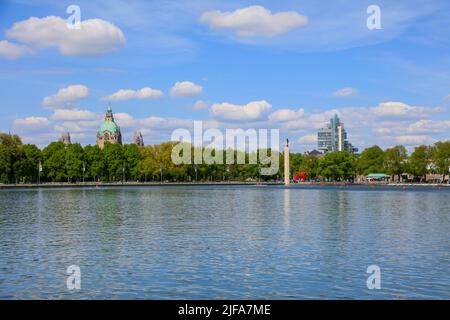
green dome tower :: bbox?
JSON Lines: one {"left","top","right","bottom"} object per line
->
{"left": 96, "top": 107, "right": 122, "bottom": 149}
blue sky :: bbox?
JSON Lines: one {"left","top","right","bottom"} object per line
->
{"left": 0, "top": 0, "right": 449, "bottom": 151}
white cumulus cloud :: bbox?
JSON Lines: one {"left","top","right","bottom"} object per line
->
{"left": 193, "top": 100, "right": 209, "bottom": 110}
{"left": 51, "top": 109, "right": 98, "bottom": 121}
{"left": 298, "top": 134, "right": 317, "bottom": 144}
{"left": 269, "top": 108, "right": 304, "bottom": 122}
{"left": 139, "top": 116, "right": 193, "bottom": 129}
{"left": 42, "top": 84, "right": 89, "bottom": 109}
{"left": 170, "top": 81, "right": 203, "bottom": 97}
{"left": 13, "top": 117, "right": 50, "bottom": 130}
{"left": 200, "top": 5, "right": 308, "bottom": 37}
{"left": 6, "top": 16, "right": 125, "bottom": 56}
{"left": 0, "top": 40, "right": 32, "bottom": 59}
{"left": 395, "top": 135, "right": 436, "bottom": 145}
{"left": 102, "top": 87, "right": 164, "bottom": 101}
{"left": 114, "top": 113, "right": 135, "bottom": 127}
{"left": 371, "top": 102, "right": 443, "bottom": 118}
{"left": 210, "top": 100, "right": 272, "bottom": 121}
{"left": 407, "top": 120, "right": 450, "bottom": 134}
{"left": 54, "top": 121, "right": 99, "bottom": 134}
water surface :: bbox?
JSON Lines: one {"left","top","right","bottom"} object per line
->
{"left": 0, "top": 185, "right": 449, "bottom": 299}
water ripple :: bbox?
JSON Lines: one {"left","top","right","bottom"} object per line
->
{"left": 0, "top": 186, "right": 449, "bottom": 299}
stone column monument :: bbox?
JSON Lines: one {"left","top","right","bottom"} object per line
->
{"left": 284, "top": 139, "right": 290, "bottom": 186}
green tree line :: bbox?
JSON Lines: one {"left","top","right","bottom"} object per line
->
{"left": 290, "top": 143, "right": 449, "bottom": 182}
{"left": 1, "top": 133, "right": 449, "bottom": 183}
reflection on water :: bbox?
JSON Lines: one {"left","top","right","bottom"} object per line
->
{"left": 0, "top": 185, "right": 449, "bottom": 299}
{"left": 283, "top": 189, "right": 290, "bottom": 229}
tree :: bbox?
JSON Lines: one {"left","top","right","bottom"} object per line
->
{"left": 154, "top": 142, "right": 187, "bottom": 181}
{"left": 302, "top": 154, "right": 320, "bottom": 180}
{"left": 84, "top": 145, "right": 104, "bottom": 182}
{"left": 17, "top": 144, "right": 41, "bottom": 183}
{"left": 357, "top": 145, "right": 385, "bottom": 175}
{"left": 384, "top": 145, "right": 408, "bottom": 181}
{"left": 123, "top": 144, "right": 143, "bottom": 181}
{"left": 429, "top": 141, "right": 450, "bottom": 182}
{"left": 140, "top": 145, "right": 159, "bottom": 181}
{"left": 65, "top": 143, "right": 84, "bottom": 182}
{"left": 409, "top": 145, "right": 430, "bottom": 181}
{"left": 318, "top": 151, "right": 356, "bottom": 181}
{"left": 290, "top": 153, "right": 304, "bottom": 173}
{"left": 103, "top": 143, "right": 124, "bottom": 182}
{"left": 3, "top": 130, "right": 449, "bottom": 185}
{"left": 42, "top": 142, "right": 67, "bottom": 182}
{"left": 0, "top": 133, "right": 24, "bottom": 183}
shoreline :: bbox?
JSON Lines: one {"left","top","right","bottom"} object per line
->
{"left": 1, "top": 181, "right": 449, "bottom": 190}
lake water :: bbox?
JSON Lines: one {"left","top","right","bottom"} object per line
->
{"left": 0, "top": 185, "right": 449, "bottom": 299}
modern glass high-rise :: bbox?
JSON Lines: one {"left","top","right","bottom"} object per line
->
{"left": 317, "top": 114, "right": 358, "bottom": 153}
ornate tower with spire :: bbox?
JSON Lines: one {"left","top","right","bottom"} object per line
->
{"left": 133, "top": 131, "right": 144, "bottom": 147}
{"left": 59, "top": 132, "right": 71, "bottom": 146}
{"left": 96, "top": 107, "right": 122, "bottom": 149}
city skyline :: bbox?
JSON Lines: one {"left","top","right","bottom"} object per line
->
{"left": 52, "top": 109, "right": 361, "bottom": 156}
{"left": 0, "top": 0, "right": 449, "bottom": 151}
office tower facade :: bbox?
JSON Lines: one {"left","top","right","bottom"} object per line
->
{"left": 317, "top": 114, "right": 358, "bottom": 153}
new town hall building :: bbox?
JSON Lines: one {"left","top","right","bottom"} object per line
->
{"left": 96, "top": 107, "right": 145, "bottom": 149}
{"left": 60, "top": 107, "right": 144, "bottom": 149}
{"left": 96, "top": 107, "right": 123, "bottom": 149}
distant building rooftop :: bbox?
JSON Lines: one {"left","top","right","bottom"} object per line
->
{"left": 304, "top": 149, "right": 323, "bottom": 156}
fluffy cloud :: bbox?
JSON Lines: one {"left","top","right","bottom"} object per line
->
{"left": 407, "top": 120, "right": 450, "bottom": 134}
{"left": 333, "top": 87, "right": 358, "bottom": 97}
{"left": 268, "top": 108, "right": 304, "bottom": 122}
{"left": 13, "top": 117, "right": 50, "bottom": 130}
{"left": 283, "top": 109, "right": 339, "bottom": 130}
{"left": 114, "top": 113, "right": 135, "bottom": 127}
{"left": 200, "top": 5, "right": 308, "bottom": 37}
{"left": 102, "top": 87, "right": 163, "bottom": 101}
{"left": 298, "top": 134, "right": 317, "bottom": 144}
{"left": 371, "top": 102, "right": 442, "bottom": 118}
{"left": 6, "top": 16, "right": 125, "bottom": 56}
{"left": 170, "top": 81, "right": 203, "bottom": 97}
{"left": 54, "top": 121, "right": 99, "bottom": 133}
{"left": 51, "top": 109, "right": 98, "bottom": 121}
{"left": 282, "top": 118, "right": 310, "bottom": 130}
{"left": 210, "top": 100, "right": 272, "bottom": 121}
{"left": 42, "top": 85, "right": 89, "bottom": 109}
{"left": 0, "top": 40, "right": 32, "bottom": 59}
{"left": 139, "top": 116, "right": 194, "bottom": 131}
{"left": 193, "top": 100, "right": 209, "bottom": 110}
{"left": 395, "top": 135, "right": 436, "bottom": 145}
